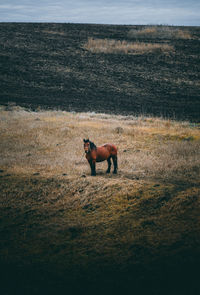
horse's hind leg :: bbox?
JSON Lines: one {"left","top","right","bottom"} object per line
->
{"left": 112, "top": 155, "right": 118, "bottom": 174}
{"left": 106, "top": 157, "right": 111, "bottom": 173}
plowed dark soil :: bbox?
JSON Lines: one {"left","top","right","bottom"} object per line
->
{"left": 0, "top": 23, "right": 199, "bottom": 121}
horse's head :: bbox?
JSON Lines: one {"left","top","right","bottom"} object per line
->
{"left": 83, "top": 139, "right": 96, "bottom": 154}
{"left": 83, "top": 139, "right": 90, "bottom": 154}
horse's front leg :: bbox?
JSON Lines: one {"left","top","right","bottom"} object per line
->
{"left": 89, "top": 160, "right": 96, "bottom": 176}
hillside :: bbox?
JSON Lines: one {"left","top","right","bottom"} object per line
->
{"left": 0, "top": 23, "right": 200, "bottom": 121}
{"left": 0, "top": 106, "right": 200, "bottom": 294}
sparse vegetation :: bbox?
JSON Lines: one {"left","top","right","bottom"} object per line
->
{"left": 83, "top": 38, "right": 174, "bottom": 54}
{"left": 0, "top": 106, "right": 200, "bottom": 294}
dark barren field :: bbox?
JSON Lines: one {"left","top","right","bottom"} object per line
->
{"left": 0, "top": 23, "right": 200, "bottom": 121}
{"left": 0, "top": 23, "right": 200, "bottom": 295}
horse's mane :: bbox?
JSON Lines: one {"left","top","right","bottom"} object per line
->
{"left": 89, "top": 140, "right": 97, "bottom": 150}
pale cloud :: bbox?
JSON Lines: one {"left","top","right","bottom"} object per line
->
{"left": 0, "top": 0, "right": 199, "bottom": 25}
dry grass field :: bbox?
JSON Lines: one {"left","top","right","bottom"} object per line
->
{"left": 1, "top": 105, "right": 200, "bottom": 180}
{"left": 0, "top": 106, "right": 200, "bottom": 294}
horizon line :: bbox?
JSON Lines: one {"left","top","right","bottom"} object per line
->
{"left": 0, "top": 21, "right": 199, "bottom": 27}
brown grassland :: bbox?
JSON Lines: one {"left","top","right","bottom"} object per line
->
{"left": 0, "top": 106, "right": 200, "bottom": 294}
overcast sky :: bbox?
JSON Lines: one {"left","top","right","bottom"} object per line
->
{"left": 0, "top": 0, "right": 199, "bottom": 26}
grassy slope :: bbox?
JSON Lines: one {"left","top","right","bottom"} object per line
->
{"left": 0, "top": 23, "right": 200, "bottom": 121}
{"left": 0, "top": 107, "right": 200, "bottom": 294}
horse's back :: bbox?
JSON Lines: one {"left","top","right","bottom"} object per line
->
{"left": 102, "top": 143, "right": 117, "bottom": 156}
{"left": 94, "top": 143, "right": 117, "bottom": 162}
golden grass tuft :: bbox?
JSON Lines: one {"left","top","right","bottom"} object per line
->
{"left": 83, "top": 38, "right": 174, "bottom": 54}
{"left": 127, "top": 26, "right": 194, "bottom": 40}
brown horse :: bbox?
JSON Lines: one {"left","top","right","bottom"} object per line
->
{"left": 83, "top": 139, "right": 118, "bottom": 176}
